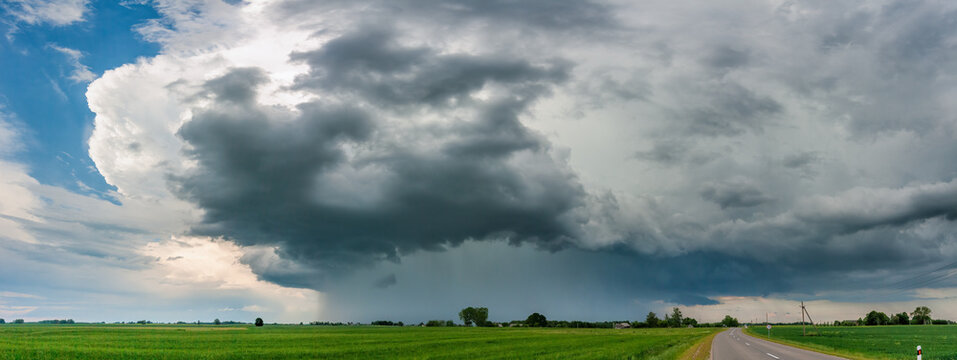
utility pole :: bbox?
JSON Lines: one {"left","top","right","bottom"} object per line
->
{"left": 801, "top": 302, "right": 820, "bottom": 335}
{"left": 802, "top": 301, "right": 806, "bottom": 336}
{"left": 766, "top": 312, "right": 769, "bottom": 338}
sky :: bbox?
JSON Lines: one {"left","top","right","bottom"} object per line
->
{"left": 1, "top": 0, "right": 957, "bottom": 324}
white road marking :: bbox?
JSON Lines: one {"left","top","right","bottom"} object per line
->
{"left": 766, "top": 353, "right": 780, "bottom": 359}
{"left": 746, "top": 343, "right": 750, "bottom": 346}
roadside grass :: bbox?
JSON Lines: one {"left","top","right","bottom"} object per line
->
{"left": 744, "top": 325, "right": 957, "bottom": 360}
{"left": 677, "top": 328, "right": 725, "bottom": 360}
{"left": 0, "top": 324, "right": 722, "bottom": 359}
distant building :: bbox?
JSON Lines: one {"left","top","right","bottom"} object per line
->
{"left": 614, "top": 322, "right": 631, "bottom": 329}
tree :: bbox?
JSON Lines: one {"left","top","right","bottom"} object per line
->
{"left": 458, "top": 307, "right": 489, "bottom": 327}
{"left": 911, "top": 306, "right": 931, "bottom": 325}
{"left": 667, "top": 307, "right": 683, "bottom": 328}
{"left": 894, "top": 312, "right": 909, "bottom": 325}
{"left": 525, "top": 313, "right": 548, "bottom": 327}
{"left": 645, "top": 312, "right": 660, "bottom": 328}
{"left": 475, "top": 307, "right": 489, "bottom": 326}
{"left": 682, "top": 317, "right": 698, "bottom": 327}
{"left": 0, "top": 319, "right": 4, "bottom": 324}
{"left": 255, "top": 318, "right": 264, "bottom": 327}
{"left": 864, "top": 311, "right": 890, "bottom": 326}
{"left": 458, "top": 308, "right": 471, "bottom": 326}
{"left": 14, "top": 319, "right": 24, "bottom": 324}
{"left": 213, "top": 318, "right": 221, "bottom": 325}
{"left": 721, "top": 315, "right": 740, "bottom": 328}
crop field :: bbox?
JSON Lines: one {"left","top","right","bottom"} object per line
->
{"left": 0, "top": 324, "right": 721, "bottom": 359}
{"left": 744, "top": 325, "right": 957, "bottom": 360}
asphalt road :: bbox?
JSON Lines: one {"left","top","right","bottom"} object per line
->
{"left": 711, "top": 328, "right": 846, "bottom": 360}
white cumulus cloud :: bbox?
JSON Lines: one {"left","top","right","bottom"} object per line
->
{"left": 2, "top": 0, "right": 90, "bottom": 26}
{"left": 49, "top": 44, "right": 97, "bottom": 82}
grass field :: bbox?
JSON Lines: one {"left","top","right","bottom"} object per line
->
{"left": 0, "top": 324, "right": 722, "bottom": 359}
{"left": 744, "top": 325, "right": 957, "bottom": 360}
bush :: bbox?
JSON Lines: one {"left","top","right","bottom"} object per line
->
{"left": 371, "top": 320, "right": 405, "bottom": 326}
{"left": 425, "top": 320, "right": 455, "bottom": 327}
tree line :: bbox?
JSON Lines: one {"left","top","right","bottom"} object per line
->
{"left": 834, "top": 306, "right": 955, "bottom": 326}
{"left": 375, "top": 306, "right": 744, "bottom": 329}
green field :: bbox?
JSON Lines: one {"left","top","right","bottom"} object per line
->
{"left": 744, "top": 325, "right": 957, "bottom": 360}
{"left": 0, "top": 324, "right": 721, "bottom": 359}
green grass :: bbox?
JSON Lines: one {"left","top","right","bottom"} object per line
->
{"left": 0, "top": 324, "right": 721, "bottom": 359}
{"left": 744, "top": 325, "right": 957, "bottom": 360}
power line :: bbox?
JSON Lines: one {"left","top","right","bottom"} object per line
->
{"left": 848, "top": 259, "right": 957, "bottom": 300}
{"left": 884, "top": 260, "right": 957, "bottom": 290}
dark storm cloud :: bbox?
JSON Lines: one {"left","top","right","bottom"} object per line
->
{"left": 795, "top": 181, "right": 957, "bottom": 235}
{"left": 682, "top": 82, "right": 782, "bottom": 137}
{"left": 703, "top": 46, "right": 749, "bottom": 70}
{"left": 633, "top": 141, "right": 686, "bottom": 165}
{"left": 667, "top": 294, "right": 719, "bottom": 306}
{"left": 781, "top": 152, "right": 819, "bottom": 169}
{"left": 238, "top": 247, "right": 319, "bottom": 289}
{"left": 781, "top": 152, "right": 820, "bottom": 178}
{"left": 289, "top": 27, "right": 569, "bottom": 107}
{"left": 171, "top": 32, "right": 586, "bottom": 288}
{"left": 875, "top": 1, "right": 956, "bottom": 67}
{"left": 374, "top": 274, "right": 397, "bottom": 289}
{"left": 271, "top": 0, "right": 617, "bottom": 32}
{"left": 200, "top": 68, "right": 269, "bottom": 104}
{"left": 797, "top": 1, "right": 957, "bottom": 136}
{"left": 700, "top": 181, "right": 773, "bottom": 209}
{"left": 689, "top": 180, "right": 957, "bottom": 281}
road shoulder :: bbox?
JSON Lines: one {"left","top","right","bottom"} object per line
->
{"left": 678, "top": 328, "right": 726, "bottom": 360}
